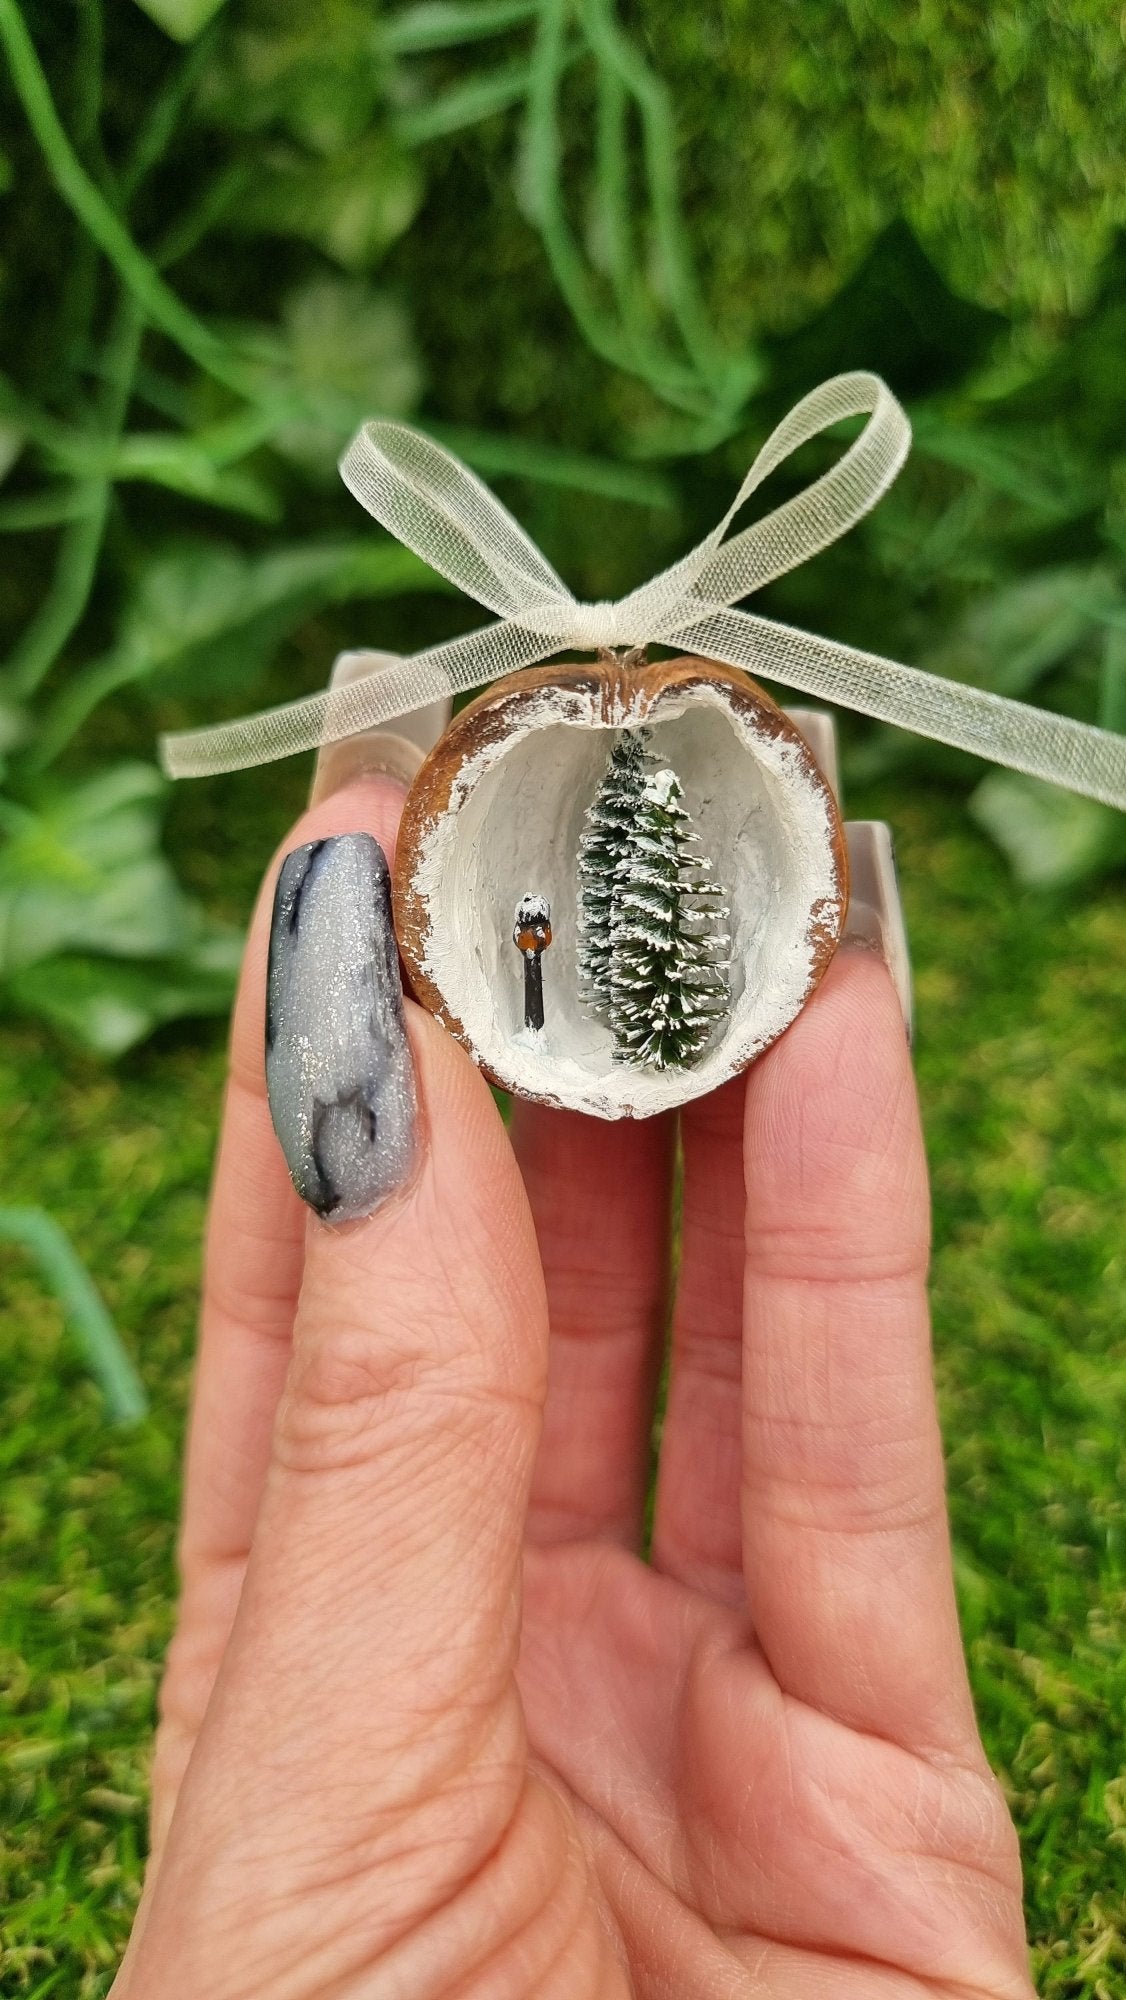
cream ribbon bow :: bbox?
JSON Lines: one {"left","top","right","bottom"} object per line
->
{"left": 159, "top": 370, "right": 1126, "bottom": 810}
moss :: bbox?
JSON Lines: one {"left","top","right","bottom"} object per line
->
{"left": 392, "top": 0, "right": 1126, "bottom": 450}
{"left": 660, "top": 0, "right": 1126, "bottom": 329}
{"left": 880, "top": 778, "right": 1126, "bottom": 1989}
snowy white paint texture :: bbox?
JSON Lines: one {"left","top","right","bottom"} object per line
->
{"left": 608, "top": 762, "right": 731, "bottom": 1071}
{"left": 409, "top": 683, "right": 842, "bottom": 1119}
{"left": 578, "top": 737, "right": 731, "bottom": 1071}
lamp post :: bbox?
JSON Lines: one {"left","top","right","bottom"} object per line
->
{"left": 513, "top": 895, "right": 552, "bottom": 1032}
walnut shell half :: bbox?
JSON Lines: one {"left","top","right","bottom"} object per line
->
{"left": 392, "top": 656, "right": 848, "bottom": 1119}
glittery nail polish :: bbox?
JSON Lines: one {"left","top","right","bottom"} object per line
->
{"left": 265, "top": 833, "right": 416, "bottom": 1221}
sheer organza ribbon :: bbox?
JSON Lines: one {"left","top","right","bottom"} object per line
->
{"left": 159, "top": 370, "right": 1126, "bottom": 810}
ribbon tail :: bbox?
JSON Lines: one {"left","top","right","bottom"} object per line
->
{"left": 159, "top": 620, "right": 556, "bottom": 778}
{"left": 673, "top": 608, "right": 1126, "bottom": 813}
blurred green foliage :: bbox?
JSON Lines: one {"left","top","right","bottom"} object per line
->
{"left": 2, "top": 0, "right": 1126, "bottom": 1058}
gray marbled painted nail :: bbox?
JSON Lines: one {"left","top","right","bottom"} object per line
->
{"left": 265, "top": 833, "right": 416, "bottom": 1222}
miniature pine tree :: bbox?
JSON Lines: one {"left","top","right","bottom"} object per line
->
{"left": 609, "top": 765, "right": 730, "bottom": 1071}
{"left": 576, "top": 728, "right": 650, "bottom": 1016}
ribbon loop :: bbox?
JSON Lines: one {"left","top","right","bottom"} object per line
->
{"left": 693, "top": 371, "right": 910, "bottom": 603}
{"left": 160, "top": 372, "right": 1126, "bottom": 815}
{"left": 340, "top": 420, "right": 571, "bottom": 621}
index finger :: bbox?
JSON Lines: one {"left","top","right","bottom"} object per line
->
{"left": 153, "top": 778, "right": 407, "bottom": 1847}
{"left": 740, "top": 947, "right": 980, "bottom": 1761}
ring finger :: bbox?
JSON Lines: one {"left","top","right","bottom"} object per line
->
{"left": 650, "top": 1078, "right": 747, "bottom": 1602}
{"left": 514, "top": 1101, "right": 675, "bottom": 1550}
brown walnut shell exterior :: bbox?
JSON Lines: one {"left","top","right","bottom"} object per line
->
{"left": 392, "top": 656, "right": 849, "bottom": 1117}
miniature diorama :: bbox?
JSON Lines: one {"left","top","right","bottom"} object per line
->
{"left": 392, "top": 653, "right": 847, "bottom": 1120}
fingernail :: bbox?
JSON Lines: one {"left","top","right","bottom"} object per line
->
{"left": 309, "top": 650, "right": 452, "bottom": 805}
{"left": 309, "top": 731, "right": 422, "bottom": 805}
{"left": 265, "top": 833, "right": 417, "bottom": 1222}
{"left": 841, "top": 821, "right": 913, "bottom": 1041}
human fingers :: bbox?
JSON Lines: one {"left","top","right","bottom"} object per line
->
{"left": 307, "top": 646, "right": 452, "bottom": 804}
{"left": 739, "top": 946, "right": 980, "bottom": 1758}
{"left": 512, "top": 1102, "right": 674, "bottom": 1548}
{"left": 152, "top": 776, "right": 408, "bottom": 1850}
{"left": 654, "top": 819, "right": 913, "bottom": 1608}
{"left": 649, "top": 1077, "right": 747, "bottom": 1601}
{"left": 132, "top": 894, "right": 551, "bottom": 1990}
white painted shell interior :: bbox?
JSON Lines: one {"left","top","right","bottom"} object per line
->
{"left": 411, "top": 683, "right": 841, "bottom": 1117}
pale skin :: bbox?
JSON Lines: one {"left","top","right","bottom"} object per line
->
{"left": 112, "top": 776, "right": 1035, "bottom": 2000}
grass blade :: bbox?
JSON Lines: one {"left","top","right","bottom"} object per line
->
{"left": 0, "top": 1206, "right": 148, "bottom": 1425}
{"left": 383, "top": 0, "right": 537, "bottom": 55}
{"left": 0, "top": 0, "right": 251, "bottom": 397}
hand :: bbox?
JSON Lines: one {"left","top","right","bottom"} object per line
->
{"left": 112, "top": 776, "right": 1033, "bottom": 2000}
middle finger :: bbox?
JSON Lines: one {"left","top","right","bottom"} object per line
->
{"left": 650, "top": 1077, "right": 747, "bottom": 1602}
{"left": 514, "top": 1101, "right": 675, "bottom": 1549}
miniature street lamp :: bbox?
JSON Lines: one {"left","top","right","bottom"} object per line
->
{"left": 513, "top": 894, "right": 552, "bottom": 1033}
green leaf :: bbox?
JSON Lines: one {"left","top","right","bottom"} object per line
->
{"left": 235, "top": 278, "right": 422, "bottom": 475}
{"left": 232, "top": 135, "right": 423, "bottom": 272}
{"left": 1098, "top": 627, "right": 1126, "bottom": 735}
{"left": 279, "top": 276, "right": 422, "bottom": 446}
{"left": 395, "top": 61, "right": 534, "bottom": 146}
{"left": 0, "top": 702, "right": 29, "bottom": 756}
{"left": 922, "top": 567, "right": 1113, "bottom": 701}
{"left": 0, "top": 763, "right": 194, "bottom": 973}
{"left": 131, "top": 0, "right": 230, "bottom": 43}
{"left": 433, "top": 424, "right": 676, "bottom": 506}
{"left": 6, "top": 941, "right": 239, "bottom": 1056}
{"left": 0, "top": 418, "right": 23, "bottom": 482}
{"left": 120, "top": 543, "right": 289, "bottom": 684}
{"left": 0, "top": 1206, "right": 147, "bottom": 1423}
{"left": 103, "top": 434, "right": 280, "bottom": 519}
{"left": 969, "top": 770, "right": 1126, "bottom": 889}
{"left": 910, "top": 412, "right": 1099, "bottom": 521}
{"left": 117, "top": 535, "right": 438, "bottom": 703}
{"left": 30, "top": 533, "right": 444, "bottom": 766}
{"left": 382, "top": 1, "right": 537, "bottom": 55}
{"left": 0, "top": 487, "right": 99, "bottom": 531}
{"left": 201, "top": 1, "right": 389, "bottom": 153}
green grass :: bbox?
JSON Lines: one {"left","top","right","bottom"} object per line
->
{"left": 1, "top": 770, "right": 1125, "bottom": 1995}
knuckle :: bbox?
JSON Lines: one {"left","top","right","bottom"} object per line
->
{"left": 274, "top": 1320, "right": 428, "bottom": 1475}
{"left": 746, "top": 1409, "right": 947, "bottom": 1539}
{"left": 746, "top": 1224, "right": 931, "bottom": 1287}
{"left": 758, "top": 1470, "right": 947, "bottom": 1543}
